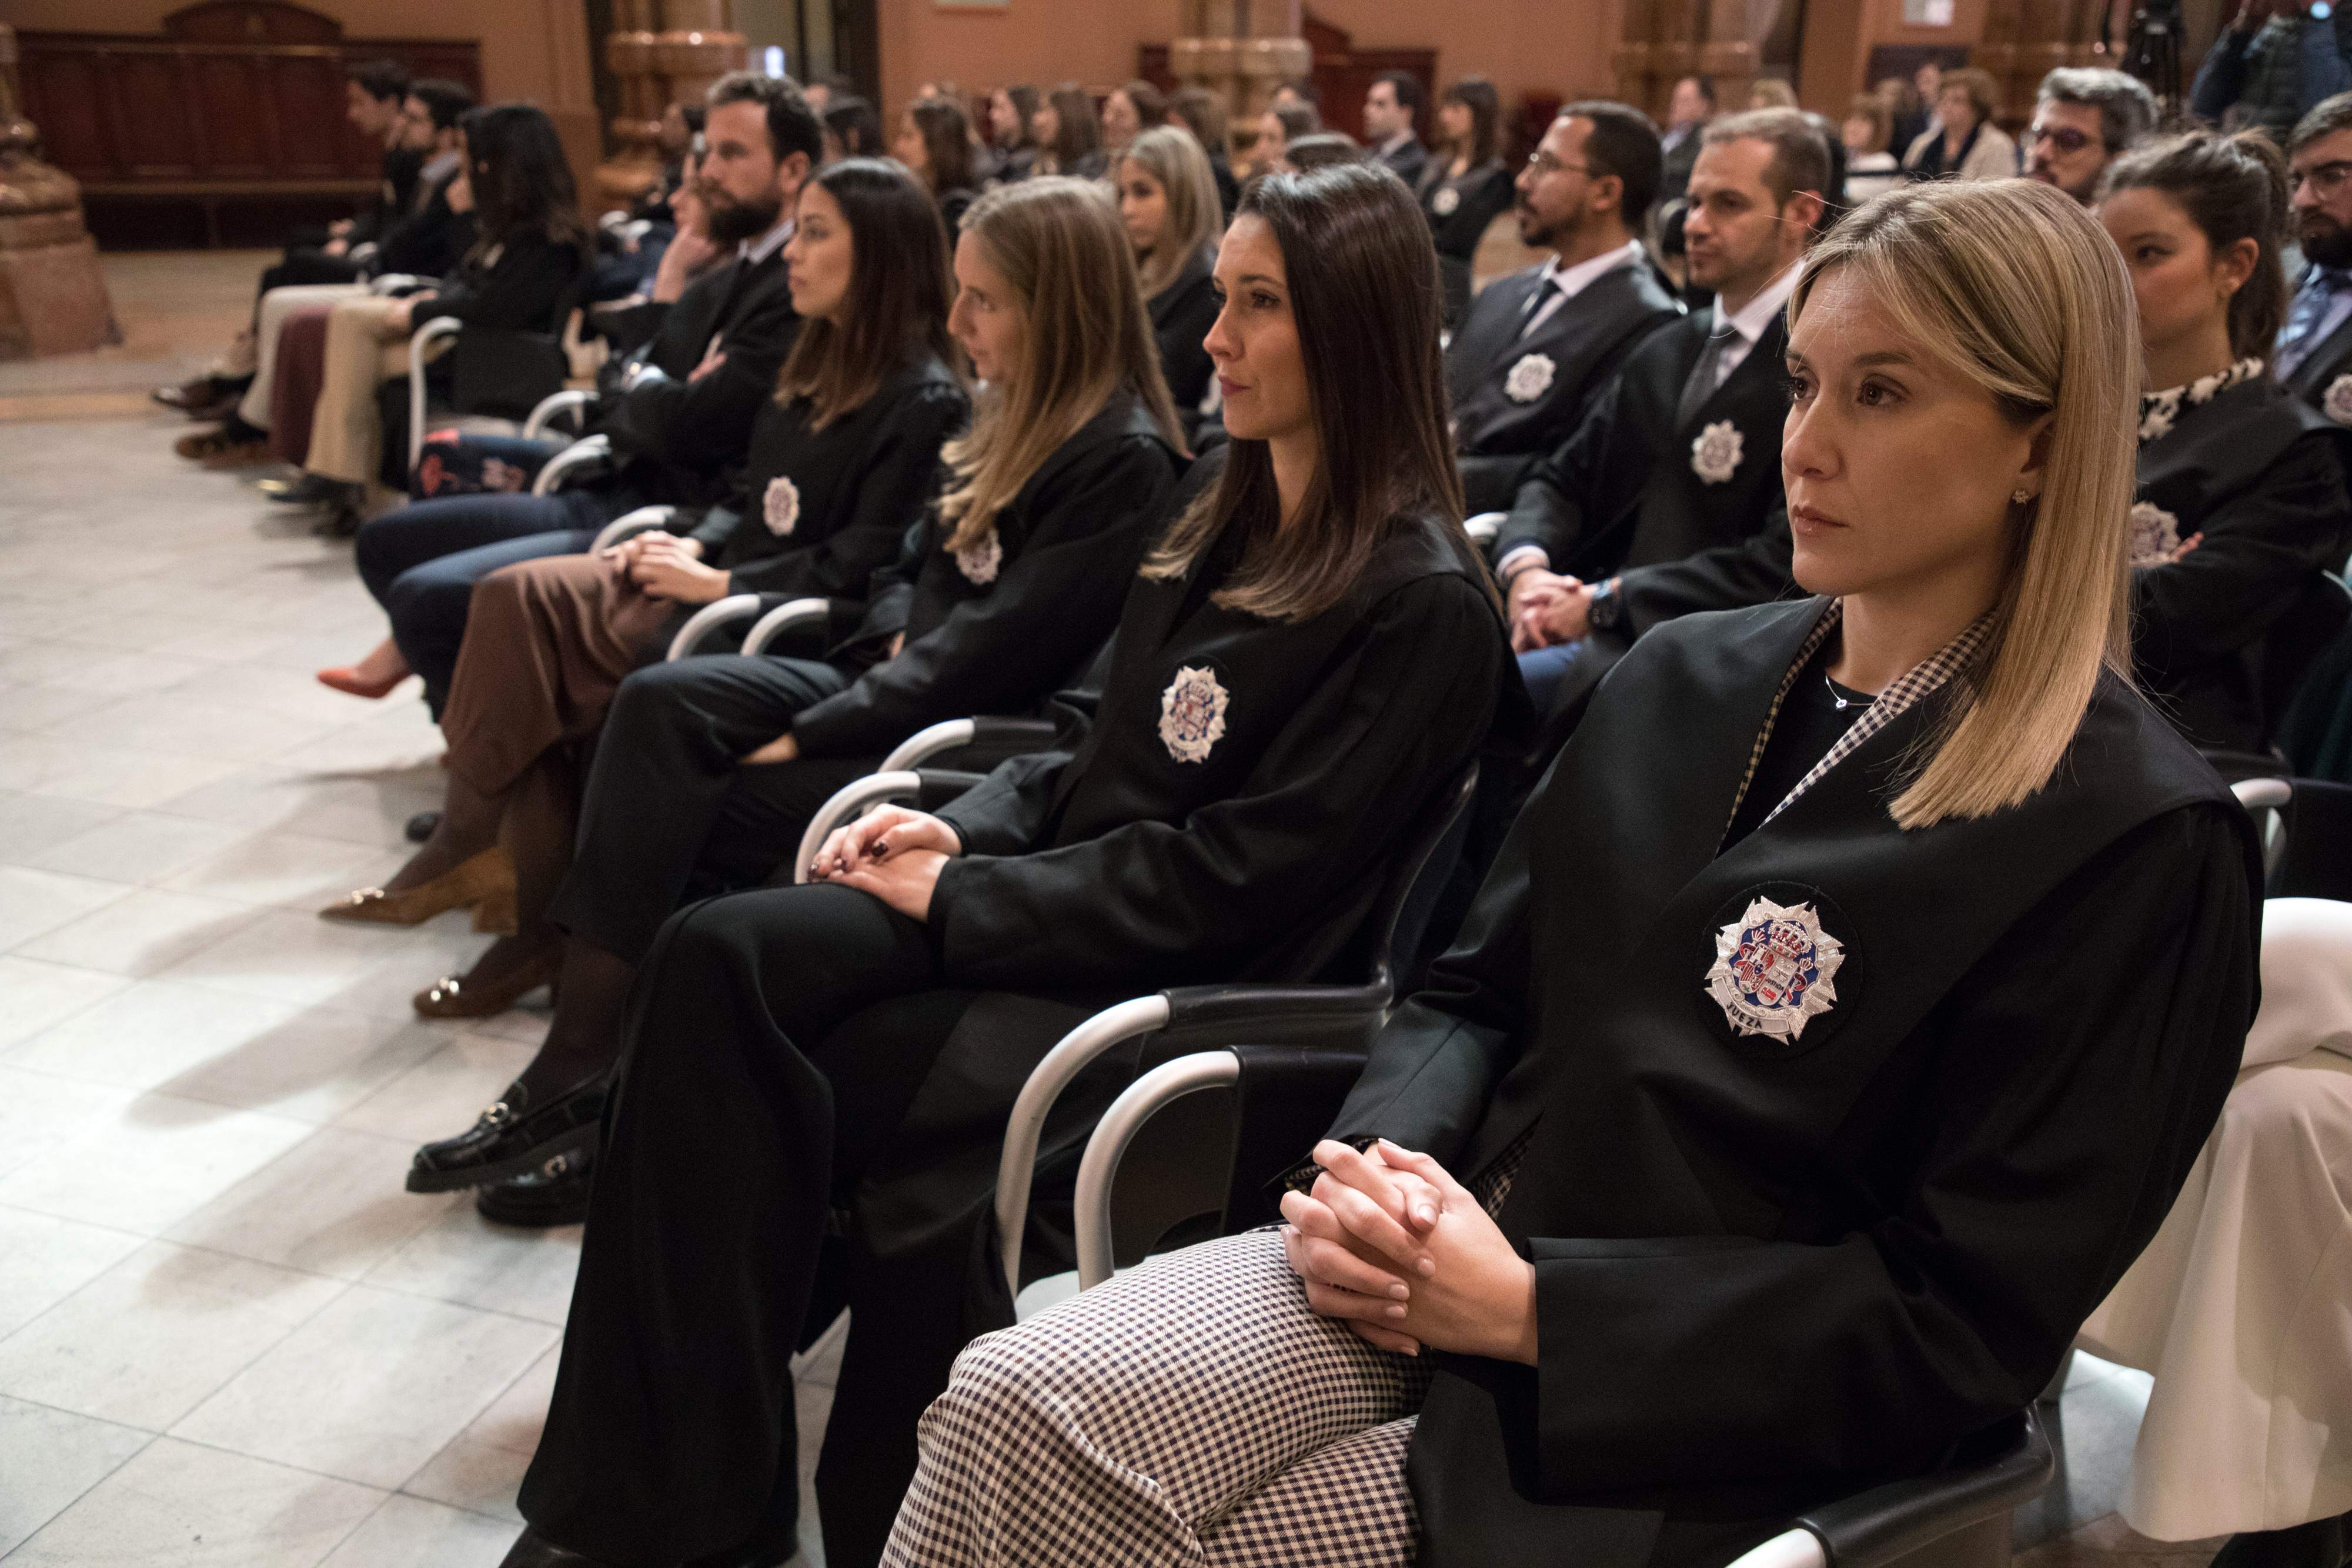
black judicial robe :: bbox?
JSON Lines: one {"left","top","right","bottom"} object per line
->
{"left": 1448, "top": 261, "right": 1685, "bottom": 513}
{"left": 786, "top": 394, "right": 1183, "bottom": 757}
{"left": 590, "top": 246, "right": 803, "bottom": 511}
{"left": 2132, "top": 373, "right": 2352, "bottom": 753}
{"left": 2281, "top": 290, "right": 2352, "bottom": 428}
{"left": 1148, "top": 246, "right": 1221, "bottom": 434}
{"left": 1419, "top": 158, "right": 1516, "bottom": 329}
{"left": 1329, "top": 597, "right": 2259, "bottom": 1568}
{"left": 681, "top": 351, "right": 970, "bottom": 600}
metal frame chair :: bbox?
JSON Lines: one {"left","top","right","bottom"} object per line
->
{"left": 529, "top": 434, "right": 614, "bottom": 497}
{"left": 523, "top": 388, "right": 597, "bottom": 442}
{"left": 787, "top": 717, "right": 1068, "bottom": 887}
{"left": 406, "top": 315, "right": 465, "bottom": 476}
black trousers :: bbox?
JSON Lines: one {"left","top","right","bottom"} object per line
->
{"left": 546, "top": 654, "right": 878, "bottom": 965}
{"left": 518, "top": 878, "right": 1142, "bottom": 1568}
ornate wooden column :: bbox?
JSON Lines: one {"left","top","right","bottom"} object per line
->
{"left": 0, "top": 24, "right": 117, "bottom": 360}
{"left": 1615, "top": 1, "right": 1768, "bottom": 121}
{"left": 1170, "top": 0, "right": 1311, "bottom": 119}
{"left": 1981, "top": 0, "right": 2110, "bottom": 125}
{"left": 595, "top": 0, "right": 747, "bottom": 212}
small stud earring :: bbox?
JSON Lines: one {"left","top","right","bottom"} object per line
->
{"left": 2012, "top": 489, "right": 2033, "bottom": 504}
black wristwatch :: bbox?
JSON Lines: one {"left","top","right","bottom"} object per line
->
{"left": 1586, "top": 576, "right": 1625, "bottom": 635}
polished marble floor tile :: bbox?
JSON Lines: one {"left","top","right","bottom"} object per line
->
{"left": 363, "top": 1205, "right": 583, "bottom": 1326}
{"left": 0, "top": 1396, "right": 153, "bottom": 1556}
{"left": 0, "top": 1208, "right": 146, "bottom": 1342}
{"left": 0, "top": 957, "right": 129, "bottom": 1051}
{"left": 315, "top": 1495, "right": 516, "bottom": 1567}
{"left": 1, "top": 1437, "right": 383, "bottom": 1567}
{"left": 0, "top": 797, "right": 125, "bottom": 869}
{"left": 4, "top": 980, "right": 305, "bottom": 1094}
{"left": 14, "top": 888, "right": 265, "bottom": 979}
{"left": 0, "top": 867, "right": 126, "bottom": 953}
{"left": 163, "top": 1125, "right": 460, "bottom": 1280}
{"left": 170, "top": 1283, "right": 556, "bottom": 1489}
{"left": 0, "top": 1092, "right": 314, "bottom": 1234}
{"left": 18, "top": 812, "right": 253, "bottom": 888}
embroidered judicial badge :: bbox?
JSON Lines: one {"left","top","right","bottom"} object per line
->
{"left": 1158, "top": 665, "right": 1229, "bottom": 764}
{"left": 2129, "top": 500, "right": 2181, "bottom": 567}
{"left": 1692, "top": 420, "right": 1743, "bottom": 484}
{"left": 763, "top": 474, "right": 800, "bottom": 537}
{"left": 1505, "top": 353, "right": 1556, "bottom": 403}
{"left": 2327, "top": 375, "right": 2352, "bottom": 427}
{"left": 1432, "top": 185, "right": 1461, "bottom": 216}
{"left": 1706, "top": 895, "right": 1845, "bottom": 1041}
{"left": 953, "top": 527, "right": 1001, "bottom": 585}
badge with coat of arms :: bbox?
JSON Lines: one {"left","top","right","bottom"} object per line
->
{"left": 763, "top": 475, "right": 800, "bottom": 537}
{"left": 1432, "top": 185, "right": 1461, "bottom": 216}
{"left": 2128, "top": 500, "right": 2181, "bottom": 567}
{"left": 953, "top": 527, "right": 1001, "bottom": 585}
{"left": 1505, "top": 353, "right": 1556, "bottom": 404}
{"left": 1691, "top": 420, "right": 1744, "bottom": 484}
{"left": 2327, "top": 375, "right": 2352, "bottom": 427}
{"left": 1705, "top": 895, "right": 1845, "bottom": 1041}
{"left": 1158, "top": 665, "right": 1229, "bottom": 764}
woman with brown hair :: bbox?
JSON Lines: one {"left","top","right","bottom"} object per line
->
{"left": 320, "top": 159, "right": 968, "bottom": 1001}
{"left": 1032, "top": 81, "right": 1107, "bottom": 178}
{"left": 1419, "top": 76, "right": 1514, "bottom": 327}
{"left": 490, "top": 162, "right": 1512, "bottom": 1568}
{"left": 1904, "top": 65, "right": 2019, "bottom": 181}
{"left": 893, "top": 93, "right": 982, "bottom": 233}
{"left": 985, "top": 82, "right": 1041, "bottom": 182}
{"left": 1117, "top": 123, "right": 1224, "bottom": 427}
{"left": 1101, "top": 76, "right": 1168, "bottom": 159}
{"left": 887, "top": 180, "right": 2259, "bottom": 1568}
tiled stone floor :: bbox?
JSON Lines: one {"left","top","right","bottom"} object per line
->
{"left": 0, "top": 252, "right": 2210, "bottom": 1567}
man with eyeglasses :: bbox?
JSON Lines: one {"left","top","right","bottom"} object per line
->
{"left": 2278, "top": 93, "right": 2352, "bottom": 422}
{"left": 1442, "top": 102, "right": 1682, "bottom": 514}
{"left": 2024, "top": 68, "right": 2157, "bottom": 205}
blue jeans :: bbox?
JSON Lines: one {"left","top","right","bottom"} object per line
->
{"left": 1517, "top": 638, "right": 1589, "bottom": 721}
{"left": 356, "top": 487, "right": 619, "bottom": 716}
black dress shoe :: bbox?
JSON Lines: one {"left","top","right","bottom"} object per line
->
{"left": 313, "top": 503, "right": 363, "bottom": 539}
{"left": 152, "top": 373, "right": 229, "bottom": 412}
{"left": 477, "top": 1146, "right": 594, "bottom": 1227}
{"left": 409, "top": 1077, "right": 608, "bottom": 1193}
{"left": 498, "top": 1526, "right": 629, "bottom": 1568}
{"left": 406, "top": 810, "right": 442, "bottom": 844}
{"left": 259, "top": 473, "right": 347, "bottom": 504}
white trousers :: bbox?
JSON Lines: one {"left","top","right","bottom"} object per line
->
{"left": 238, "top": 282, "right": 369, "bottom": 431}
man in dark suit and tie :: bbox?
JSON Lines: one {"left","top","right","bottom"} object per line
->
{"left": 1363, "top": 71, "right": 1431, "bottom": 190}
{"left": 1494, "top": 107, "right": 1829, "bottom": 743}
{"left": 1445, "top": 102, "right": 1685, "bottom": 512}
{"left": 2279, "top": 93, "right": 2352, "bottom": 424}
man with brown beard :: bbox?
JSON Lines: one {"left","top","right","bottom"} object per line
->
{"left": 2277, "top": 93, "right": 2352, "bottom": 424}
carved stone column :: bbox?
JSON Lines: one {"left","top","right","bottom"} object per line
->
{"left": 0, "top": 24, "right": 118, "bottom": 361}
{"left": 1169, "top": 0, "right": 1311, "bottom": 121}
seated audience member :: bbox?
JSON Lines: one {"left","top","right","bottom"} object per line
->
{"left": 582, "top": 100, "right": 703, "bottom": 303}
{"left": 1449, "top": 103, "right": 1682, "bottom": 516}
{"left": 1748, "top": 77, "right": 1799, "bottom": 110}
{"left": 490, "top": 161, "right": 1511, "bottom": 1568}
{"left": 1419, "top": 77, "right": 1515, "bottom": 329}
{"left": 891, "top": 176, "right": 2259, "bottom": 1568}
{"left": 1841, "top": 93, "right": 1903, "bottom": 204}
{"left": 1364, "top": 70, "right": 1431, "bottom": 189}
{"left": 1660, "top": 72, "right": 1717, "bottom": 199}
{"left": 1271, "top": 76, "right": 1322, "bottom": 127}
{"left": 1117, "top": 126, "right": 1223, "bottom": 430}
{"left": 320, "top": 75, "right": 815, "bottom": 713}
{"left": 1033, "top": 83, "right": 1107, "bottom": 179}
{"left": 2026, "top": 67, "right": 2158, "bottom": 206}
{"left": 2192, "top": 0, "right": 2352, "bottom": 146}
{"left": 155, "top": 59, "right": 416, "bottom": 419}
{"left": 2099, "top": 130, "right": 2352, "bottom": 755}
{"left": 803, "top": 73, "right": 852, "bottom": 118}
{"left": 894, "top": 94, "right": 983, "bottom": 234}
{"left": 400, "top": 174, "right": 1184, "bottom": 1189}
{"left": 1278, "top": 131, "right": 1365, "bottom": 173}
{"left": 329, "top": 161, "right": 967, "bottom": 1012}
{"left": 1101, "top": 78, "right": 1168, "bottom": 162}
{"left": 265, "top": 105, "right": 590, "bottom": 527}
{"left": 2080, "top": 898, "right": 2352, "bottom": 1568}
{"left": 822, "top": 96, "right": 883, "bottom": 164}
{"left": 177, "top": 79, "right": 477, "bottom": 468}
{"left": 986, "top": 83, "right": 1041, "bottom": 183}
{"left": 1903, "top": 67, "right": 2018, "bottom": 182}
{"left": 1499, "top": 108, "right": 1826, "bottom": 734}
{"left": 1170, "top": 85, "right": 1242, "bottom": 218}
{"left": 2277, "top": 95, "right": 2352, "bottom": 420}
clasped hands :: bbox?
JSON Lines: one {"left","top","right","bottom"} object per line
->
{"left": 797, "top": 803, "right": 958, "bottom": 922}
{"left": 600, "top": 530, "right": 729, "bottom": 606}
{"left": 1279, "top": 1138, "right": 1538, "bottom": 1365}
{"left": 1506, "top": 567, "right": 1597, "bottom": 653}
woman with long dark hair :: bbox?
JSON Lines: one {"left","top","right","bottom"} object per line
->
{"left": 489, "top": 163, "right": 1512, "bottom": 1568}
{"left": 1117, "top": 124, "right": 1222, "bottom": 428}
{"left": 888, "top": 179, "right": 2259, "bottom": 1568}
{"left": 1033, "top": 82, "right": 1106, "bottom": 179}
{"left": 269, "top": 103, "right": 589, "bottom": 527}
{"left": 986, "top": 83, "right": 1040, "bottom": 182}
{"left": 1419, "top": 76, "right": 1515, "bottom": 327}
{"left": 894, "top": 94, "right": 982, "bottom": 234}
{"left": 2097, "top": 129, "right": 2352, "bottom": 755}
{"left": 319, "top": 161, "right": 966, "bottom": 984}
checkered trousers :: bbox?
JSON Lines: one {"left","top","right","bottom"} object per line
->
{"left": 883, "top": 1148, "right": 1528, "bottom": 1564}
{"left": 881, "top": 1227, "right": 1429, "bottom": 1566}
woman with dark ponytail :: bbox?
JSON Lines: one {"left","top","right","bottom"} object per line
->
{"left": 2099, "top": 128, "right": 2352, "bottom": 757}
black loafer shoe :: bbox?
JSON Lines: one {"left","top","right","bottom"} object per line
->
{"left": 259, "top": 473, "right": 346, "bottom": 504}
{"left": 409, "top": 1077, "right": 607, "bottom": 1193}
{"left": 498, "top": 1526, "right": 627, "bottom": 1568}
{"left": 476, "top": 1147, "right": 595, "bottom": 1227}
{"left": 405, "top": 810, "right": 442, "bottom": 844}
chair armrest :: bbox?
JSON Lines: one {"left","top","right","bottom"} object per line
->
{"left": 407, "top": 315, "right": 464, "bottom": 476}
{"left": 664, "top": 593, "right": 764, "bottom": 662}
{"left": 590, "top": 505, "right": 677, "bottom": 553}
{"left": 741, "top": 597, "right": 833, "bottom": 656}
{"left": 524, "top": 388, "right": 598, "bottom": 440}
{"left": 1074, "top": 1050, "right": 1243, "bottom": 1286}
{"left": 1721, "top": 1530, "right": 1826, "bottom": 1568}
{"left": 369, "top": 272, "right": 426, "bottom": 296}
{"left": 2231, "top": 776, "right": 2292, "bottom": 881}
{"left": 1464, "top": 511, "right": 1505, "bottom": 547}
{"left": 880, "top": 719, "right": 978, "bottom": 773}
{"left": 793, "top": 771, "right": 924, "bottom": 886}
{"left": 881, "top": 715, "right": 1066, "bottom": 774}
{"left": 1794, "top": 1409, "right": 2052, "bottom": 1568}
{"left": 530, "top": 434, "right": 614, "bottom": 497}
